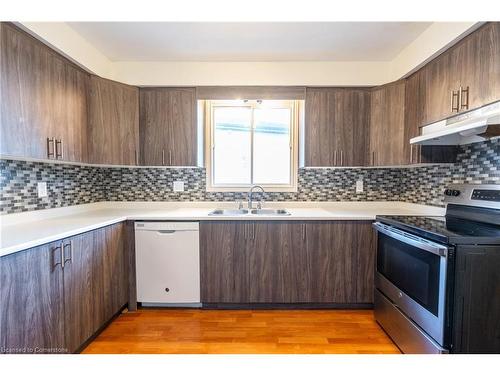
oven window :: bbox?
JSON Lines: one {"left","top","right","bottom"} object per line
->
{"left": 377, "top": 233, "right": 441, "bottom": 316}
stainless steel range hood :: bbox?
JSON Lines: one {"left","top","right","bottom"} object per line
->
{"left": 410, "top": 100, "right": 500, "bottom": 146}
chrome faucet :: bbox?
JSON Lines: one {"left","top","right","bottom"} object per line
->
{"left": 248, "top": 185, "right": 265, "bottom": 209}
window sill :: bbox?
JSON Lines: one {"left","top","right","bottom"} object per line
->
{"left": 205, "top": 186, "right": 298, "bottom": 193}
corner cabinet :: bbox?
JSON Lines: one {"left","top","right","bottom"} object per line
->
{"left": 0, "top": 23, "right": 89, "bottom": 163}
{"left": 304, "top": 88, "right": 371, "bottom": 167}
{"left": 139, "top": 87, "right": 197, "bottom": 166}
{"left": 200, "top": 221, "right": 375, "bottom": 305}
{"left": 88, "top": 76, "right": 140, "bottom": 165}
{"left": 0, "top": 223, "right": 129, "bottom": 354}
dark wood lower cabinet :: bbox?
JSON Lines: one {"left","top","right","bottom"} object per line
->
{"left": 200, "top": 221, "right": 376, "bottom": 305}
{"left": 452, "top": 246, "right": 500, "bottom": 353}
{"left": 0, "top": 223, "right": 128, "bottom": 354}
{"left": 63, "top": 231, "right": 101, "bottom": 353}
{"left": 0, "top": 241, "right": 65, "bottom": 354}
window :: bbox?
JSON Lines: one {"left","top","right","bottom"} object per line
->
{"left": 204, "top": 100, "right": 299, "bottom": 192}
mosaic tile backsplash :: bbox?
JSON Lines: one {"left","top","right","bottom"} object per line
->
{"left": 1, "top": 138, "right": 498, "bottom": 214}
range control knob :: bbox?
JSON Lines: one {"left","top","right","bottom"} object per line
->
{"left": 444, "top": 189, "right": 452, "bottom": 196}
{"left": 452, "top": 190, "right": 461, "bottom": 197}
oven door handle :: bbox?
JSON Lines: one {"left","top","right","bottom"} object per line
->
{"left": 373, "top": 222, "right": 448, "bottom": 257}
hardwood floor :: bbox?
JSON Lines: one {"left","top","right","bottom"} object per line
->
{"left": 82, "top": 309, "right": 400, "bottom": 354}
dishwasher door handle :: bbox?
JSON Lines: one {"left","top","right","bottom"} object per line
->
{"left": 156, "top": 230, "right": 177, "bottom": 234}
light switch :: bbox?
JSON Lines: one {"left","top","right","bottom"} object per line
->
{"left": 173, "top": 181, "right": 185, "bottom": 192}
{"left": 356, "top": 180, "right": 364, "bottom": 193}
{"left": 37, "top": 182, "right": 48, "bottom": 198}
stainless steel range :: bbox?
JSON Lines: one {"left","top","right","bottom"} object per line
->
{"left": 374, "top": 184, "right": 500, "bottom": 354}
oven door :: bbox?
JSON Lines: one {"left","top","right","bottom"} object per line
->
{"left": 373, "top": 222, "right": 450, "bottom": 346}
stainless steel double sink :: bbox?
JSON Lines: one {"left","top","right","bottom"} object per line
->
{"left": 208, "top": 208, "right": 291, "bottom": 216}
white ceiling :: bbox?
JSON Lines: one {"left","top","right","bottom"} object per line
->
{"left": 67, "top": 22, "right": 432, "bottom": 62}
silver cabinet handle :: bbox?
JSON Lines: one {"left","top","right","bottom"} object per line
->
{"left": 340, "top": 150, "right": 344, "bottom": 166}
{"left": 55, "top": 139, "right": 63, "bottom": 159}
{"left": 302, "top": 223, "right": 306, "bottom": 240}
{"left": 169, "top": 150, "right": 172, "bottom": 166}
{"left": 410, "top": 144, "right": 413, "bottom": 164}
{"left": 47, "top": 137, "right": 55, "bottom": 158}
{"left": 135, "top": 150, "right": 138, "bottom": 165}
{"left": 371, "top": 151, "right": 376, "bottom": 166}
{"left": 450, "top": 90, "right": 460, "bottom": 112}
{"left": 63, "top": 240, "right": 73, "bottom": 265}
{"left": 459, "top": 86, "right": 469, "bottom": 111}
{"left": 162, "top": 149, "right": 165, "bottom": 166}
{"left": 51, "top": 244, "right": 64, "bottom": 270}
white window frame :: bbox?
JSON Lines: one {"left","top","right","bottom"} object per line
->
{"left": 204, "top": 99, "right": 299, "bottom": 192}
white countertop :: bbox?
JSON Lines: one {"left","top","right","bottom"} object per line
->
{"left": 0, "top": 201, "right": 445, "bottom": 257}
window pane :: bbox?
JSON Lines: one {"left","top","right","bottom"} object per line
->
{"left": 213, "top": 107, "right": 252, "bottom": 184}
{"left": 253, "top": 107, "right": 291, "bottom": 184}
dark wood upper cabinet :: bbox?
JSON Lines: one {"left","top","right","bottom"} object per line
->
{"left": 415, "top": 22, "right": 500, "bottom": 128}
{"left": 304, "top": 87, "right": 370, "bottom": 167}
{"left": 0, "top": 241, "right": 65, "bottom": 353}
{"left": 0, "top": 23, "right": 89, "bottom": 162}
{"left": 369, "top": 81, "right": 406, "bottom": 166}
{"left": 139, "top": 87, "right": 197, "bottom": 166}
{"left": 405, "top": 70, "right": 459, "bottom": 164}
{"left": 454, "top": 22, "right": 500, "bottom": 112}
{"left": 88, "top": 76, "right": 139, "bottom": 165}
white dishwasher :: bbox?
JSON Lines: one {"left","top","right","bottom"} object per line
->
{"left": 135, "top": 222, "right": 200, "bottom": 306}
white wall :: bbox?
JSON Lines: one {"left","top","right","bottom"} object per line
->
{"left": 18, "top": 22, "right": 480, "bottom": 86}
{"left": 17, "top": 22, "right": 113, "bottom": 78}
{"left": 112, "top": 61, "right": 391, "bottom": 87}
{"left": 389, "top": 22, "right": 480, "bottom": 79}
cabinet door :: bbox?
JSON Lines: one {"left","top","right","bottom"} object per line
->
{"left": 334, "top": 89, "right": 371, "bottom": 166}
{"left": 404, "top": 70, "right": 458, "bottom": 164}
{"left": 62, "top": 231, "right": 102, "bottom": 353}
{"left": 305, "top": 88, "right": 370, "bottom": 166}
{"left": 199, "top": 222, "right": 249, "bottom": 303}
{"left": 370, "top": 81, "right": 406, "bottom": 166}
{"left": 60, "top": 64, "right": 89, "bottom": 163}
{"left": 101, "top": 223, "right": 128, "bottom": 319}
{"left": 139, "top": 87, "right": 197, "bottom": 166}
{"left": 456, "top": 22, "right": 500, "bottom": 111}
{"left": 88, "top": 76, "right": 139, "bottom": 165}
{"left": 1, "top": 23, "right": 55, "bottom": 159}
{"left": 247, "top": 222, "right": 295, "bottom": 303}
{"left": 307, "top": 222, "right": 357, "bottom": 303}
{"left": 0, "top": 242, "right": 65, "bottom": 353}
{"left": 452, "top": 246, "right": 500, "bottom": 353}
{"left": 139, "top": 88, "right": 169, "bottom": 165}
{"left": 167, "top": 88, "right": 197, "bottom": 166}
{"left": 0, "top": 23, "right": 89, "bottom": 162}
{"left": 304, "top": 88, "right": 337, "bottom": 166}
{"left": 354, "top": 222, "right": 376, "bottom": 303}
{"left": 423, "top": 51, "right": 460, "bottom": 125}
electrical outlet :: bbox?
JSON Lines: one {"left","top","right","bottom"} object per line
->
{"left": 37, "top": 182, "right": 48, "bottom": 198}
{"left": 173, "top": 181, "right": 185, "bottom": 192}
{"left": 356, "top": 180, "right": 364, "bottom": 193}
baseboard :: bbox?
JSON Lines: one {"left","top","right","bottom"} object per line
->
{"left": 201, "top": 303, "right": 374, "bottom": 310}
